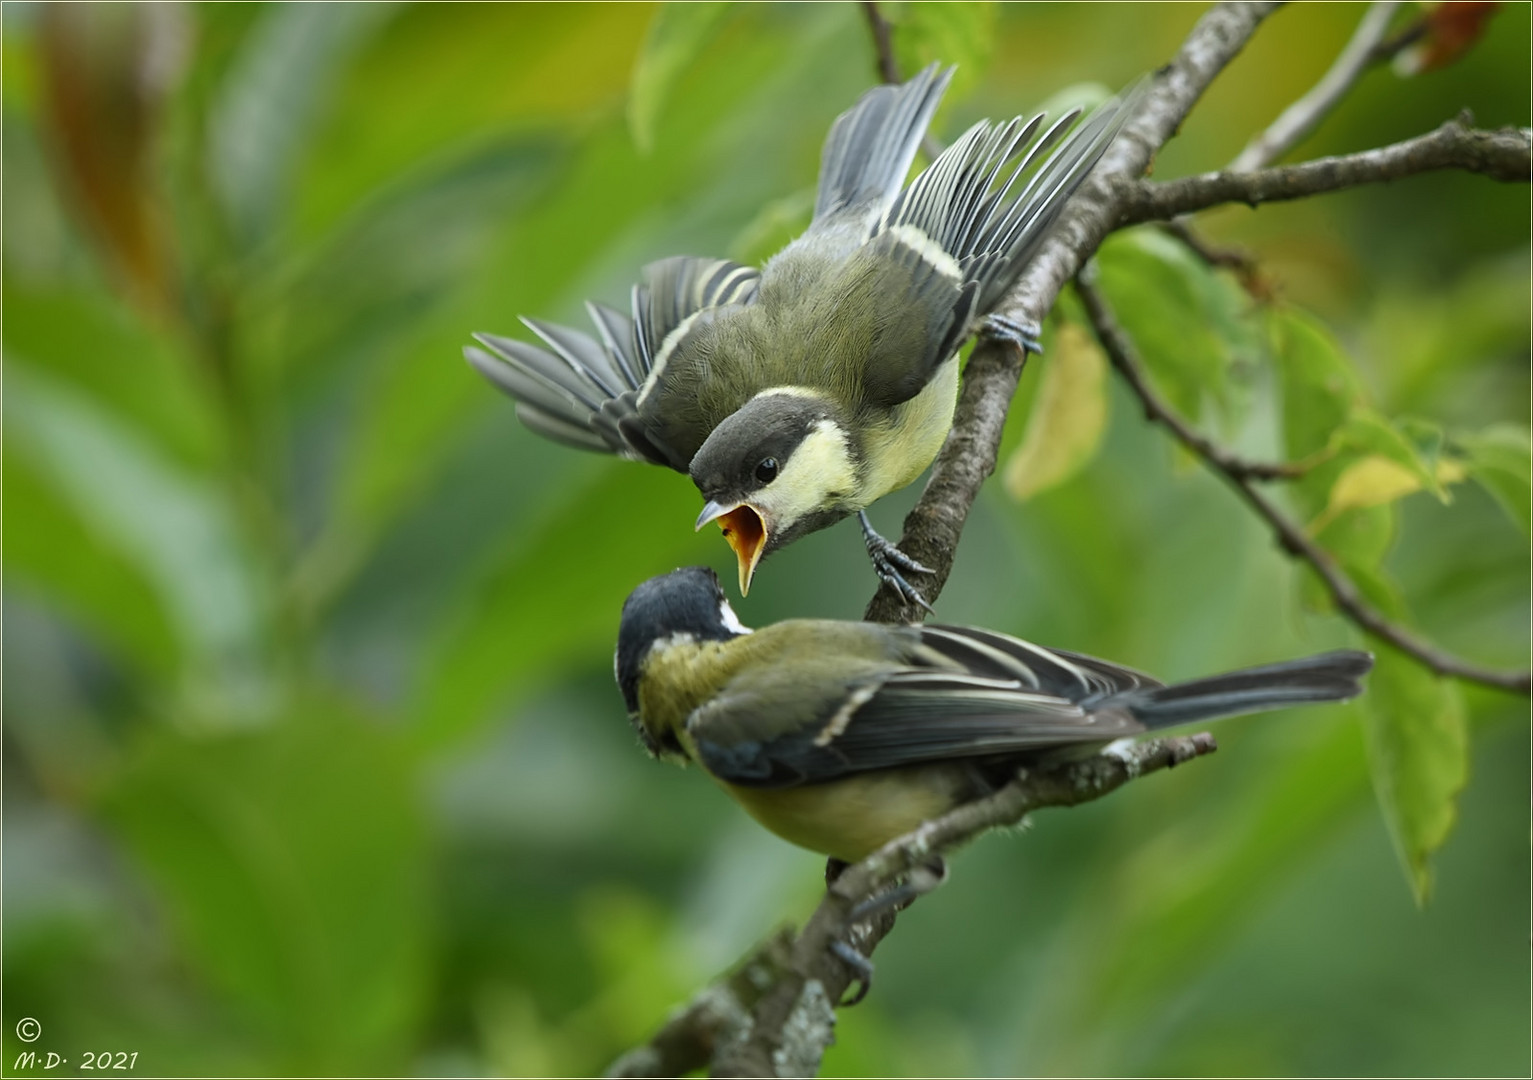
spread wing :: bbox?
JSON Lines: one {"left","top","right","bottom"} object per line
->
{"left": 466, "top": 255, "right": 759, "bottom": 470}
{"left": 851, "top": 84, "right": 1142, "bottom": 408}
{"left": 689, "top": 623, "right": 1156, "bottom": 789}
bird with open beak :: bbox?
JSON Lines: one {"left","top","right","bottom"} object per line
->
{"left": 467, "top": 65, "right": 1139, "bottom": 604}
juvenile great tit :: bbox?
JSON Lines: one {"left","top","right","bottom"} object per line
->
{"left": 467, "top": 65, "right": 1138, "bottom": 604}
{"left": 615, "top": 567, "right": 1374, "bottom": 863}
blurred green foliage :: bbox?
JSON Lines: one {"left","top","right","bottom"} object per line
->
{"left": 3, "top": 3, "right": 1528, "bottom": 1076}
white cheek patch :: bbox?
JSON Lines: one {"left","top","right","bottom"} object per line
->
{"left": 887, "top": 223, "right": 963, "bottom": 281}
{"left": 755, "top": 420, "right": 858, "bottom": 521}
{"left": 718, "top": 599, "right": 753, "bottom": 636}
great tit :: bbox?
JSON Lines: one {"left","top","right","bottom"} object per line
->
{"left": 615, "top": 567, "right": 1374, "bottom": 863}
{"left": 467, "top": 65, "right": 1137, "bottom": 604}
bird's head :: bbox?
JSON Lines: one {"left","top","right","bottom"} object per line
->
{"left": 689, "top": 389, "right": 859, "bottom": 595}
{"left": 615, "top": 566, "right": 753, "bottom": 756}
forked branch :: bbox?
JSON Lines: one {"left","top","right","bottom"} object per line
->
{"left": 1074, "top": 274, "right": 1531, "bottom": 696}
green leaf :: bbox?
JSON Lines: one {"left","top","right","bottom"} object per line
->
{"left": 1296, "top": 500, "right": 1398, "bottom": 616}
{"left": 253, "top": 134, "right": 560, "bottom": 401}
{"left": 1362, "top": 644, "right": 1470, "bottom": 906}
{"left": 1333, "top": 410, "right": 1447, "bottom": 500}
{"left": 289, "top": 2, "right": 650, "bottom": 243}
{"left": 101, "top": 712, "right": 428, "bottom": 1070}
{"left": 1273, "top": 307, "right": 1369, "bottom": 517}
{"left": 2, "top": 284, "right": 224, "bottom": 470}
{"left": 412, "top": 462, "right": 713, "bottom": 749}
{"left": 6, "top": 366, "right": 268, "bottom": 715}
{"left": 628, "top": 2, "right": 732, "bottom": 153}
{"left": 1273, "top": 307, "right": 1365, "bottom": 460}
{"left": 887, "top": 2, "right": 997, "bottom": 100}
{"left": 1095, "top": 229, "right": 1255, "bottom": 423}
{"left": 1003, "top": 322, "right": 1109, "bottom": 500}
{"left": 1456, "top": 424, "right": 1530, "bottom": 535}
{"left": 4, "top": 452, "right": 181, "bottom": 677}
{"left": 208, "top": 3, "right": 392, "bottom": 245}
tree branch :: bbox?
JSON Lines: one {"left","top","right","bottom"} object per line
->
{"left": 1155, "top": 217, "right": 1268, "bottom": 296}
{"left": 612, "top": 3, "right": 1526, "bottom": 1074}
{"left": 1231, "top": 1, "right": 1404, "bottom": 171}
{"left": 1075, "top": 274, "right": 1531, "bottom": 696}
{"left": 860, "top": 1, "right": 900, "bottom": 85}
{"left": 860, "top": 1, "right": 945, "bottom": 159}
{"left": 1170, "top": 2, "right": 1401, "bottom": 283}
{"left": 865, "top": 0, "right": 1285, "bottom": 622}
{"left": 1120, "top": 115, "right": 1532, "bottom": 224}
{"left": 610, "top": 735, "right": 1219, "bottom": 1078}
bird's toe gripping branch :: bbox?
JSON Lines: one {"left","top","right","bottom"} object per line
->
{"left": 860, "top": 510, "right": 935, "bottom": 613}
{"left": 828, "top": 856, "right": 949, "bottom": 1007}
{"left": 981, "top": 312, "right": 1045, "bottom": 356}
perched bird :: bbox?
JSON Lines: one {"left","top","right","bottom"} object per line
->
{"left": 467, "top": 65, "right": 1138, "bottom": 605}
{"left": 615, "top": 566, "right": 1373, "bottom": 864}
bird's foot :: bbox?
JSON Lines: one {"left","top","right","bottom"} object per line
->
{"left": 848, "top": 856, "right": 948, "bottom": 922}
{"left": 830, "top": 940, "right": 876, "bottom": 1006}
{"left": 981, "top": 313, "right": 1044, "bottom": 356}
{"left": 859, "top": 511, "right": 934, "bottom": 613}
{"left": 827, "top": 857, "right": 948, "bottom": 1006}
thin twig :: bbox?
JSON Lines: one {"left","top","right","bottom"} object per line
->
{"left": 859, "top": 1, "right": 945, "bottom": 160}
{"left": 1075, "top": 275, "right": 1531, "bottom": 696}
{"left": 609, "top": 3, "right": 1525, "bottom": 1074}
{"left": 613, "top": 735, "right": 1215, "bottom": 1079}
{"left": 1172, "top": 3, "right": 1425, "bottom": 285}
{"left": 1155, "top": 218, "right": 1270, "bottom": 299}
{"left": 860, "top": 1, "right": 900, "bottom": 85}
{"left": 1104, "top": 326, "right": 1308, "bottom": 483}
{"left": 864, "top": 0, "right": 1286, "bottom": 623}
{"left": 1368, "top": 13, "right": 1430, "bottom": 65}
{"left": 1231, "top": 1, "right": 1404, "bottom": 171}
{"left": 1119, "top": 115, "right": 1532, "bottom": 225}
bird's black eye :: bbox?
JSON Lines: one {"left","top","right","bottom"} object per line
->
{"left": 755, "top": 457, "right": 779, "bottom": 484}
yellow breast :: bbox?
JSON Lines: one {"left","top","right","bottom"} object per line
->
{"left": 860, "top": 355, "right": 961, "bottom": 500}
{"left": 720, "top": 764, "right": 972, "bottom": 862}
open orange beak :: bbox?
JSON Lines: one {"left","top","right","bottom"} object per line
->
{"left": 695, "top": 500, "right": 769, "bottom": 595}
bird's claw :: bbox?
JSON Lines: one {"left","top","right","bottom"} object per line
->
{"left": 827, "top": 858, "right": 948, "bottom": 1007}
{"left": 848, "top": 857, "right": 949, "bottom": 922}
{"left": 859, "top": 511, "right": 934, "bottom": 613}
{"left": 982, "top": 313, "right": 1044, "bottom": 356}
{"left": 829, "top": 940, "right": 875, "bottom": 1006}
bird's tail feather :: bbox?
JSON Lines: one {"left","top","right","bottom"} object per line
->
{"left": 813, "top": 63, "right": 953, "bottom": 222}
{"left": 1110, "top": 650, "right": 1374, "bottom": 729}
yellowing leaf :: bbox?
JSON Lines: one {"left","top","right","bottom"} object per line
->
{"left": 1334, "top": 410, "right": 1448, "bottom": 500}
{"left": 1434, "top": 457, "right": 1468, "bottom": 486}
{"left": 1311, "top": 455, "right": 1423, "bottom": 535}
{"left": 1003, "top": 323, "right": 1108, "bottom": 501}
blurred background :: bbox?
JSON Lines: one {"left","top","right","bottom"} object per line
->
{"left": 3, "top": 3, "right": 1528, "bottom": 1076}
